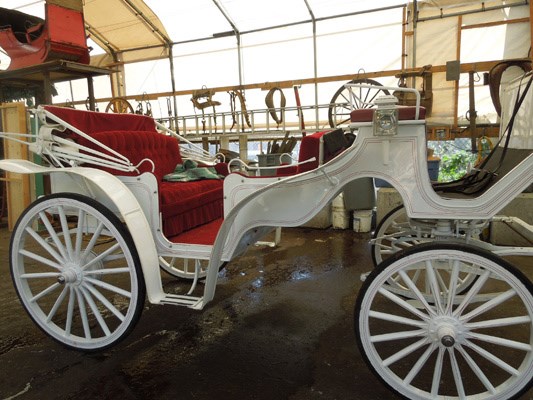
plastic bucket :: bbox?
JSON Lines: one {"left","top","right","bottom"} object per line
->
{"left": 353, "top": 210, "right": 373, "bottom": 232}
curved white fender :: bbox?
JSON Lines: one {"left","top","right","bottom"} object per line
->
{"left": 0, "top": 159, "right": 165, "bottom": 304}
{"left": 200, "top": 167, "right": 341, "bottom": 308}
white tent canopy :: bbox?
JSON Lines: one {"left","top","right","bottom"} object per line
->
{"left": 84, "top": 0, "right": 171, "bottom": 66}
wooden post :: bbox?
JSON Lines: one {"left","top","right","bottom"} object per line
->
{"left": 87, "top": 76, "right": 96, "bottom": 111}
{"left": 0, "top": 102, "right": 31, "bottom": 230}
{"left": 453, "top": 15, "right": 462, "bottom": 131}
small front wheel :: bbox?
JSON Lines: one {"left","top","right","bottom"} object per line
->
{"left": 10, "top": 193, "right": 146, "bottom": 351}
{"left": 356, "top": 242, "right": 533, "bottom": 400}
{"left": 371, "top": 205, "right": 415, "bottom": 267}
{"left": 159, "top": 256, "right": 208, "bottom": 280}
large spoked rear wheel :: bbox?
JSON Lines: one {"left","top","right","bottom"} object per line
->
{"left": 355, "top": 242, "right": 533, "bottom": 400}
{"left": 328, "top": 78, "right": 390, "bottom": 128}
{"left": 10, "top": 193, "right": 146, "bottom": 351}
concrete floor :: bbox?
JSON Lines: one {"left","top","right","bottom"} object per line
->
{"left": 0, "top": 225, "right": 531, "bottom": 400}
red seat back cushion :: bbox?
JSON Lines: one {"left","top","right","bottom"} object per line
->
{"left": 297, "top": 131, "right": 326, "bottom": 173}
{"left": 77, "top": 130, "right": 182, "bottom": 181}
{"left": 44, "top": 105, "right": 156, "bottom": 134}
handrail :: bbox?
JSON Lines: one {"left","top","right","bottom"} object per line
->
{"left": 227, "top": 156, "right": 316, "bottom": 175}
{"left": 160, "top": 103, "right": 335, "bottom": 136}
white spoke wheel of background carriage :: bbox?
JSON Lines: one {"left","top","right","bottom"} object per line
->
{"left": 355, "top": 242, "right": 533, "bottom": 400}
{"left": 371, "top": 205, "right": 478, "bottom": 295}
{"left": 10, "top": 193, "right": 145, "bottom": 351}
{"left": 372, "top": 205, "right": 418, "bottom": 267}
{"left": 328, "top": 78, "right": 390, "bottom": 128}
{"left": 159, "top": 256, "right": 208, "bottom": 280}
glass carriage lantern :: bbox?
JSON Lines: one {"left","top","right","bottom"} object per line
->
{"left": 373, "top": 95, "right": 399, "bottom": 136}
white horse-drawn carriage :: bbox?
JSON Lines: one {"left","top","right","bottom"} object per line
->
{"left": 0, "top": 76, "right": 531, "bottom": 399}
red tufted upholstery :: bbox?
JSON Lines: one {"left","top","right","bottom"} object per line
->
{"left": 77, "top": 130, "right": 182, "bottom": 181}
{"left": 160, "top": 181, "right": 223, "bottom": 237}
{"left": 276, "top": 130, "right": 347, "bottom": 177}
{"left": 46, "top": 106, "right": 224, "bottom": 238}
{"left": 44, "top": 105, "right": 156, "bottom": 134}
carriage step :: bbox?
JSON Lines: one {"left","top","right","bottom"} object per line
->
{"left": 160, "top": 293, "right": 204, "bottom": 308}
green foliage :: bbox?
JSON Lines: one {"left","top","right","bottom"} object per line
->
{"left": 428, "top": 140, "right": 477, "bottom": 183}
{"left": 438, "top": 149, "right": 476, "bottom": 182}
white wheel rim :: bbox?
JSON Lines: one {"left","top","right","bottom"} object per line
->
{"left": 11, "top": 197, "right": 141, "bottom": 350}
{"left": 358, "top": 248, "right": 533, "bottom": 399}
{"left": 373, "top": 206, "right": 425, "bottom": 269}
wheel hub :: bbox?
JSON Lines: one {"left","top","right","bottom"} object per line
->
{"left": 428, "top": 316, "right": 464, "bottom": 348}
{"left": 437, "top": 326, "right": 456, "bottom": 347}
{"left": 57, "top": 251, "right": 103, "bottom": 286}
{"left": 58, "top": 266, "right": 81, "bottom": 285}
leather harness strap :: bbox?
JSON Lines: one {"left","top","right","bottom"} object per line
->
{"left": 191, "top": 86, "right": 221, "bottom": 133}
{"left": 489, "top": 59, "right": 532, "bottom": 116}
{"left": 265, "top": 87, "right": 286, "bottom": 126}
{"left": 228, "top": 90, "right": 251, "bottom": 130}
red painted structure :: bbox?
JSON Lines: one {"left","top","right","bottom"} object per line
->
{"left": 0, "top": 1, "right": 89, "bottom": 70}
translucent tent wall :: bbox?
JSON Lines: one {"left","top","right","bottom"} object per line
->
{"left": 1, "top": 0, "right": 531, "bottom": 130}
{"left": 413, "top": 1, "right": 531, "bottom": 126}
{"left": 100, "top": 0, "right": 406, "bottom": 129}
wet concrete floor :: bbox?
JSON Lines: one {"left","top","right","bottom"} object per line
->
{"left": 0, "top": 226, "right": 531, "bottom": 400}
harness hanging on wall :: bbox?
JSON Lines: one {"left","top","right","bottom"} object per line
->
{"left": 135, "top": 93, "right": 153, "bottom": 117}
{"left": 228, "top": 89, "right": 251, "bottom": 131}
{"left": 264, "top": 87, "right": 286, "bottom": 127}
{"left": 191, "top": 86, "right": 221, "bottom": 133}
{"left": 489, "top": 59, "right": 532, "bottom": 117}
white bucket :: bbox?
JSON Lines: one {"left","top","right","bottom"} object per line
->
{"left": 353, "top": 209, "right": 373, "bottom": 232}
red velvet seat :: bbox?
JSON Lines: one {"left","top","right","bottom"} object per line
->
{"left": 276, "top": 129, "right": 347, "bottom": 177}
{"left": 44, "top": 106, "right": 224, "bottom": 238}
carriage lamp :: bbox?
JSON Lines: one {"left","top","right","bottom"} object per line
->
{"left": 373, "top": 95, "right": 399, "bottom": 136}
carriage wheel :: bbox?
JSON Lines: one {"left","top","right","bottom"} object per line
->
{"left": 159, "top": 257, "right": 208, "bottom": 280}
{"left": 328, "top": 78, "right": 390, "bottom": 128}
{"left": 355, "top": 242, "right": 533, "bottom": 400}
{"left": 10, "top": 193, "right": 145, "bottom": 351}
{"left": 372, "top": 205, "right": 478, "bottom": 295}
{"left": 372, "top": 205, "right": 418, "bottom": 267}
{"left": 105, "top": 97, "right": 134, "bottom": 113}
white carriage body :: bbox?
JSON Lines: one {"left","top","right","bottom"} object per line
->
{"left": 1, "top": 80, "right": 532, "bottom": 307}
{"left": 1, "top": 78, "right": 532, "bottom": 399}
